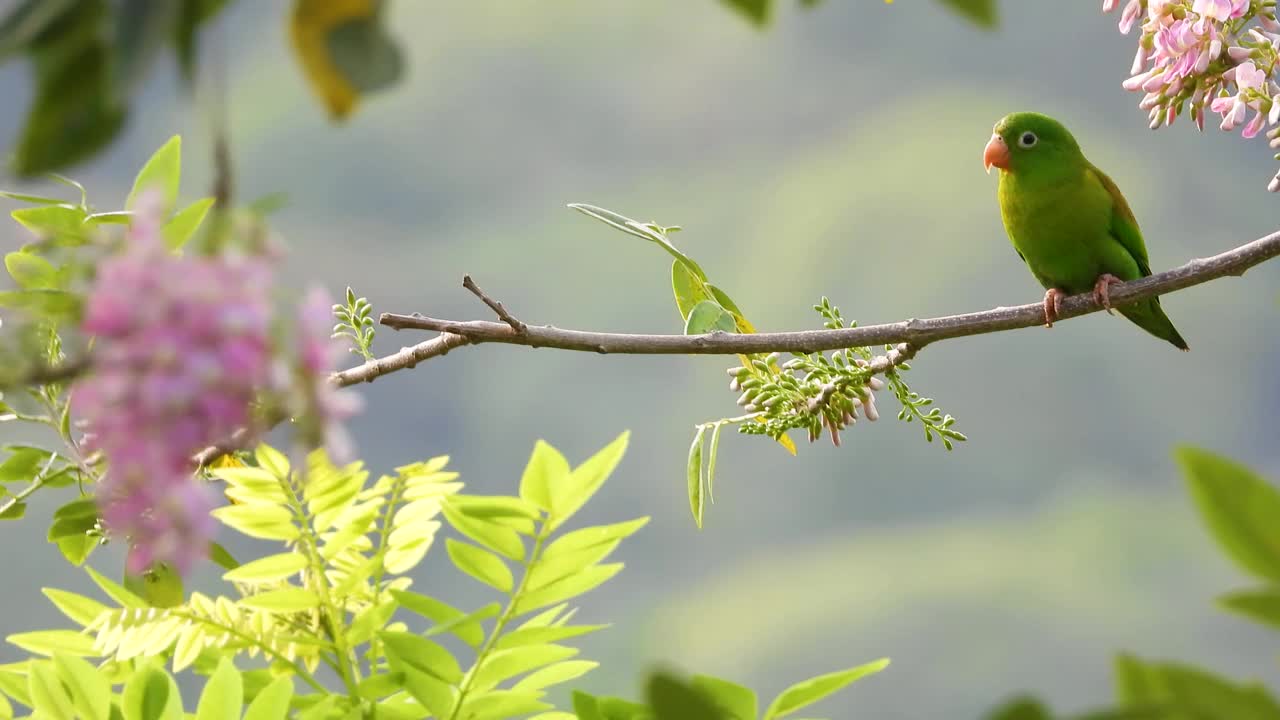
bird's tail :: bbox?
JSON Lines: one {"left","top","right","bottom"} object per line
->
{"left": 1119, "top": 298, "right": 1189, "bottom": 351}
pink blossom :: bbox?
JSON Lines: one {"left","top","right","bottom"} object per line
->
{"left": 75, "top": 193, "right": 274, "bottom": 574}
{"left": 1192, "top": 0, "right": 1249, "bottom": 24}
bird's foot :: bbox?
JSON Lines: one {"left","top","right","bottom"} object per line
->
{"left": 1043, "top": 288, "right": 1065, "bottom": 327}
{"left": 1092, "top": 273, "right": 1122, "bottom": 315}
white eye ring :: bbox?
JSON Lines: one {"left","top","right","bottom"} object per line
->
{"left": 1018, "top": 131, "right": 1038, "bottom": 148}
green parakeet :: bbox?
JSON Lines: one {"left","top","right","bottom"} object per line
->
{"left": 983, "top": 112, "right": 1188, "bottom": 351}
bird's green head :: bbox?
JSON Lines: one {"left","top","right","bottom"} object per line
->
{"left": 983, "top": 112, "right": 1083, "bottom": 178}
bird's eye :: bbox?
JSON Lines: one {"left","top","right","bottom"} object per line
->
{"left": 1018, "top": 131, "right": 1038, "bottom": 148}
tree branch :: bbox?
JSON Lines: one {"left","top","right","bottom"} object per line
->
{"left": 382, "top": 229, "right": 1280, "bottom": 354}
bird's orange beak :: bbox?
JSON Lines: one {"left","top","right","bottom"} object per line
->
{"left": 984, "top": 134, "right": 1010, "bottom": 174}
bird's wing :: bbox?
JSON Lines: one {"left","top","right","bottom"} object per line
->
{"left": 1087, "top": 163, "right": 1152, "bottom": 277}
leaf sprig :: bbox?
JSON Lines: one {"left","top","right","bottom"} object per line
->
{"left": 332, "top": 287, "right": 376, "bottom": 361}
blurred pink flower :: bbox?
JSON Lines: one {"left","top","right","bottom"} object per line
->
{"left": 75, "top": 192, "right": 273, "bottom": 574}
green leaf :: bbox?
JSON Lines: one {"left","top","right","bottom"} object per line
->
{"left": 706, "top": 423, "right": 723, "bottom": 504}
{"left": 647, "top": 671, "right": 727, "bottom": 720}
{"left": 27, "top": 661, "right": 75, "bottom": 720}
{"left": 379, "top": 631, "right": 462, "bottom": 684}
{"left": 520, "top": 440, "right": 568, "bottom": 511}
{"left": 242, "top": 676, "right": 293, "bottom": 720}
{"left": 671, "top": 261, "right": 716, "bottom": 323}
{"left": 528, "top": 540, "right": 623, "bottom": 592}
{"left": 83, "top": 211, "right": 133, "bottom": 225}
{"left": 691, "top": 675, "right": 757, "bottom": 720}
{"left": 984, "top": 696, "right": 1052, "bottom": 720}
{"left": 449, "top": 494, "right": 542, "bottom": 520}
{"left": 10, "top": 204, "right": 86, "bottom": 237}
{"left": 1219, "top": 587, "right": 1280, "bottom": 630}
{"left": 175, "top": 0, "right": 230, "bottom": 85}
{"left": 0, "top": 502, "right": 24, "bottom": 520}
{"left": 113, "top": 0, "right": 178, "bottom": 95}
{"left": 56, "top": 533, "right": 97, "bottom": 566}
{"left": 688, "top": 427, "right": 705, "bottom": 529}
{"left": 495, "top": 623, "right": 608, "bottom": 650}
{"left": 0, "top": 0, "right": 79, "bottom": 60}
{"left": 0, "top": 447, "right": 53, "bottom": 484}
{"left": 122, "top": 666, "right": 182, "bottom": 720}
{"left": 547, "top": 432, "right": 630, "bottom": 532}
{"left": 472, "top": 644, "right": 578, "bottom": 692}
{"left": 84, "top": 565, "right": 146, "bottom": 608}
{"left": 514, "top": 563, "right": 623, "bottom": 616}
{"left": 5, "top": 252, "right": 58, "bottom": 289}
{"left": 389, "top": 590, "right": 489, "bottom": 648}
{"left": 195, "top": 658, "right": 242, "bottom": 720}
{"left": 7, "top": 630, "right": 98, "bottom": 657}
{"left": 763, "top": 659, "right": 890, "bottom": 719}
{"left": 1114, "top": 653, "right": 1280, "bottom": 719}
{"left": 446, "top": 538, "right": 513, "bottom": 593}
{"left": 937, "top": 0, "right": 997, "bottom": 28}
{"left": 541, "top": 518, "right": 649, "bottom": 560}
{"left": 42, "top": 588, "right": 108, "bottom": 627}
{"left": 684, "top": 300, "right": 737, "bottom": 336}
{"left": 396, "top": 667, "right": 455, "bottom": 719}
{"left": 513, "top": 660, "right": 599, "bottom": 693}
{"left": 12, "top": 1, "right": 126, "bottom": 177}
{"left": 222, "top": 552, "right": 308, "bottom": 584}
{"left": 568, "top": 203, "right": 706, "bottom": 279}
{"left": 0, "top": 690, "right": 11, "bottom": 720}
{"left": 326, "top": 12, "right": 404, "bottom": 93}
{"left": 210, "top": 504, "right": 299, "bottom": 542}
{"left": 1178, "top": 446, "right": 1280, "bottom": 582}
{"left": 53, "top": 654, "right": 108, "bottom": 720}
{"left": 0, "top": 190, "right": 71, "bottom": 205}
{"left": 127, "top": 136, "right": 182, "bottom": 210}
{"left": 0, "top": 289, "right": 81, "bottom": 320}
{"left": 124, "top": 560, "right": 184, "bottom": 608}
{"left": 421, "top": 603, "right": 501, "bottom": 649}
{"left": 457, "top": 690, "right": 551, "bottom": 719}
{"left": 719, "top": 0, "right": 771, "bottom": 26}
{"left": 442, "top": 502, "right": 525, "bottom": 562}
{"left": 239, "top": 588, "right": 320, "bottom": 613}
{"left": 208, "top": 542, "right": 239, "bottom": 571}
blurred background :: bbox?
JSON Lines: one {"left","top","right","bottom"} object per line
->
{"left": 1, "top": 2, "right": 1278, "bottom": 718}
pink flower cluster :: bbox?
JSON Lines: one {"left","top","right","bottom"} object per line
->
{"left": 1104, "top": 0, "right": 1280, "bottom": 190}
{"left": 74, "top": 195, "right": 273, "bottom": 573}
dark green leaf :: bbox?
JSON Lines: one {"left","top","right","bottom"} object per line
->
{"left": 1114, "top": 653, "right": 1280, "bottom": 720}
{"left": 1178, "top": 446, "right": 1280, "bottom": 582}
{"left": 937, "top": 0, "right": 997, "bottom": 28}
{"left": 326, "top": 13, "right": 403, "bottom": 93}
{"left": 208, "top": 542, "right": 239, "bottom": 571}
{"left": 0, "top": 0, "right": 78, "bottom": 60}
{"left": 984, "top": 696, "right": 1052, "bottom": 720}
{"left": 647, "top": 671, "right": 728, "bottom": 720}
{"left": 12, "top": 0, "right": 127, "bottom": 177}
{"left": 0, "top": 502, "right": 25, "bottom": 520}
{"left": 720, "top": 0, "right": 771, "bottom": 27}
{"left": 113, "top": 0, "right": 178, "bottom": 94}
{"left": 175, "top": 0, "right": 230, "bottom": 85}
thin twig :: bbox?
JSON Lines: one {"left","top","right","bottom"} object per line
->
{"left": 382, "top": 229, "right": 1280, "bottom": 354}
{"left": 462, "top": 274, "right": 526, "bottom": 334}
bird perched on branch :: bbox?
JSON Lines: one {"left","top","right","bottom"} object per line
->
{"left": 984, "top": 111, "right": 1188, "bottom": 351}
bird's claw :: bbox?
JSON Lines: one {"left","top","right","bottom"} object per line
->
{"left": 1092, "top": 273, "right": 1122, "bottom": 315}
{"left": 1043, "top": 288, "right": 1065, "bottom": 327}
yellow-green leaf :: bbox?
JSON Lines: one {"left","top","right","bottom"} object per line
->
{"left": 41, "top": 589, "right": 107, "bottom": 628}
{"left": 688, "top": 427, "right": 705, "bottom": 529}
{"left": 239, "top": 588, "right": 319, "bottom": 613}
{"left": 547, "top": 432, "right": 629, "bottom": 532}
{"left": 162, "top": 197, "right": 214, "bottom": 249}
{"left": 442, "top": 502, "right": 524, "bottom": 562}
{"left": 211, "top": 505, "right": 299, "bottom": 541}
{"left": 127, "top": 136, "right": 181, "bottom": 210}
{"left": 7, "top": 630, "right": 97, "bottom": 657}
{"left": 53, "top": 654, "right": 109, "bottom": 720}
{"left": 763, "top": 658, "right": 890, "bottom": 720}
{"left": 519, "top": 440, "right": 568, "bottom": 512}
{"left": 26, "top": 661, "right": 74, "bottom": 720}
{"left": 195, "top": 658, "right": 242, "bottom": 720}
{"left": 472, "top": 644, "right": 577, "bottom": 693}
{"left": 222, "top": 552, "right": 307, "bottom": 584}
{"left": 243, "top": 676, "right": 293, "bottom": 720}
{"left": 512, "top": 660, "right": 599, "bottom": 693}
{"left": 379, "top": 631, "right": 462, "bottom": 684}
{"left": 514, "top": 563, "right": 623, "bottom": 616}
{"left": 445, "top": 539, "right": 512, "bottom": 593}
